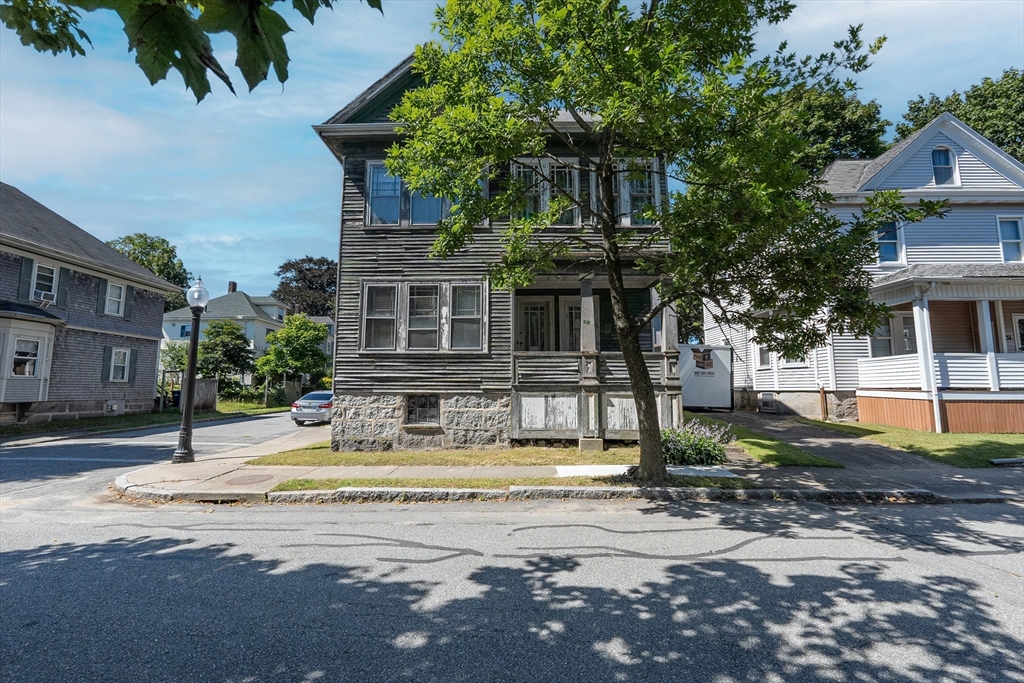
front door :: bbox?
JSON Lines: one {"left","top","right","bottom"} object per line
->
{"left": 559, "top": 296, "right": 599, "bottom": 351}
{"left": 897, "top": 313, "right": 918, "bottom": 354}
{"left": 515, "top": 298, "right": 553, "bottom": 351}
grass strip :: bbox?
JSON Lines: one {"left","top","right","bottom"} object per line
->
{"left": 250, "top": 442, "right": 640, "bottom": 467}
{"left": 272, "top": 474, "right": 756, "bottom": 492}
{"left": 684, "top": 412, "right": 844, "bottom": 468}
{"left": 794, "top": 417, "right": 1023, "bottom": 468}
{"left": 0, "top": 403, "right": 289, "bottom": 438}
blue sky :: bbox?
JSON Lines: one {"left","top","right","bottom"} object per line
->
{"left": 1, "top": 0, "right": 1022, "bottom": 297}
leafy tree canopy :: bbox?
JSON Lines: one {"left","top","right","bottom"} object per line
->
{"left": 107, "top": 233, "right": 191, "bottom": 311}
{"left": 0, "top": 0, "right": 382, "bottom": 102}
{"left": 160, "top": 339, "right": 189, "bottom": 373}
{"left": 255, "top": 314, "right": 329, "bottom": 378}
{"left": 896, "top": 68, "right": 1024, "bottom": 162}
{"left": 388, "top": 0, "right": 946, "bottom": 483}
{"left": 271, "top": 256, "right": 337, "bottom": 317}
{"left": 197, "top": 319, "right": 255, "bottom": 382}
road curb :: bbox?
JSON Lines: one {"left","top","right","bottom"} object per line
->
{"left": 113, "top": 477, "right": 1024, "bottom": 505}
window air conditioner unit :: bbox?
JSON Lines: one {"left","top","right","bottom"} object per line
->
{"left": 758, "top": 392, "right": 777, "bottom": 413}
{"left": 34, "top": 290, "right": 56, "bottom": 302}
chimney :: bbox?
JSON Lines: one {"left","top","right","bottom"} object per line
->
{"left": 227, "top": 281, "right": 237, "bottom": 293}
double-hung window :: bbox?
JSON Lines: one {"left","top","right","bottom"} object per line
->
{"left": 931, "top": 147, "right": 955, "bottom": 185}
{"left": 12, "top": 339, "right": 40, "bottom": 376}
{"left": 870, "top": 321, "right": 893, "bottom": 357}
{"left": 180, "top": 324, "right": 192, "bottom": 338}
{"left": 364, "top": 285, "right": 398, "bottom": 350}
{"left": 757, "top": 345, "right": 771, "bottom": 369}
{"left": 876, "top": 222, "right": 900, "bottom": 263}
{"left": 106, "top": 282, "right": 125, "bottom": 316}
{"left": 999, "top": 218, "right": 1023, "bottom": 262}
{"left": 367, "top": 161, "right": 450, "bottom": 226}
{"left": 624, "top": 161, "right": 658, "bottom": 225}
{"left": 512, "top": 160, "right": 579, "bottom": 226}
{"left": 33, "top": 264, "right": 56, "bottom": 302}
{"left": 407, "top": 285, "right": 440, "bottom": 350}
{"left": 109, "top": 348, "right": 129, "bottom": 382}
{"left": 451, "top": 284, "right": 483, "bottom": 349}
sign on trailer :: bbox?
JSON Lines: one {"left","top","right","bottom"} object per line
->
{"left": 680, "top": 345, "right": 733, "bottom": 410}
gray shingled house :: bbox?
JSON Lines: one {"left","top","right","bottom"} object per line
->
{"left": 1, "top": 182, "right": 180, "bottom": 424}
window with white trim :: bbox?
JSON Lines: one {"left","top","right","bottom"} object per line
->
{"left": 109, "top": 347, "right": 129, "bottom": 382}
{"left": 624, "top": 161, "right": 658, "bottom": 226}
{"left": 364, "top": 285, "right": 398, "bottom": 350}
{"left": 105, "top": 282, "right": 125, "bottom": 316}
{"left": 367, "top": 161, "right": 450, "bottom": 227}
{"left": 12, "top": 338, "right": 40, "bottom": 376}
{"left": 999, "top": 218, "right": 1023, "bottom": 262}
{"left": 512, "top": 159, "right": 580, "bottom": 226}
{"left": 931, "top": 147, "right": 955, "bottom": 185}
{"left": 870, "top": 321, "right": 893, "bottom": 357}
{"left": 876, "top": 222, "right": 900, "bottom": 263}
{"left": 757, "top": 345, "right": 771, "bottom": 369}
{"left": 180, "top": 324, "right": 192, "bottom": 338}
{"left": 781, "top": 354, "right": 806, "bottom": 367}
{"left": 32, "top": 263, "right": 56, "bottom": 302}
{"left": 407, "top": 284, "right": 440, "bottom": 350}
{"left": 451, "top": 284, "right": 483, "bottom": 349}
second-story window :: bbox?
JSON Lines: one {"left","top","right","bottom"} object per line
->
{"left": 364, "top": 284, "right": 397, "bottom": 350}
{"left": 512, "top": 160, "right": 579, "bottom": 225}
{"left": 931, "top": 147, "right": 955, "bottom": 185}
{"left": 105, "top": 283, "right": 125, "bottom": 316}
{"left": 625, "top": 162, "right": 657, "bottom": 225}
{"left": 876, "top": 222, "right": 900, "bottom": 263}
{"left": 1000, "top": 218, "right": 1023, "bottom": 262}
{"left": 33, "top": 264, "right": 56, "bottom": 302}
{"left": 180, "top": 324, "right": 192, "bottom": 338}
{"left": 367, "top": 162, "right": 450, "bottom": 227}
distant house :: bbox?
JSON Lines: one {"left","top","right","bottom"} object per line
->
{"left": 162, "top": 283, "right": 289, "bottom": 364}
{"left": 308, "top": 315, "right": 335, "bottom": 367}
{"left": 0, "top": 182, "right": 179, "bottom": 424}
{"left": 706, "top": 113, "right": 1024, "bottom": 433}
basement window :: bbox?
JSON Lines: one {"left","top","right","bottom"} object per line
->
{"left": 406, "top": 395, "right": 439, "bottom": 425}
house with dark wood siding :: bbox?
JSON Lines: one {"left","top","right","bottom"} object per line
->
{"left": 705, "top": 114, "right": 1024, "bottom": 433}
{"left": 0, "top": 182, "right": 180, "bottom": 424}
{"left": 315, "top": 57, "right": 682, "bottom": 450}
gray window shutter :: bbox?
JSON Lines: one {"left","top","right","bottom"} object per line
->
{"left": 96, "top": 278, "right": 108, "bottom": 315}
{"left": 128, "top": 349, "right": 138, "bottom": 384}
{"left": 18, "top": 258, "right": 34, "bottom": 301}
{"left": 100, "top": 346, "right": 112, "bottom": 383}
{"left": 123, "top": 285, "right": 135, "bottom": 320}
{"left": 56, "top": 267, "right": 71, "bottom": 308}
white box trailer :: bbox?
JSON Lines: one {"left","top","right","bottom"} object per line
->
{"left": 680, "top": 345, "right": 733, "bottom": 410}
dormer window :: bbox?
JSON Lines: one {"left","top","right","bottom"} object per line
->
{"left": 931, "top": 147, "right": 955, "bottom": 185}
{"left": 876, "top": 222, "right": 900, "bottom": 263}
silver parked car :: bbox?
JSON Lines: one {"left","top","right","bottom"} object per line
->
{"left": 291, "top": 391, "right": 334, "bottom": 425}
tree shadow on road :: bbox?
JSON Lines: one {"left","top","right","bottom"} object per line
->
{"left": 2, "top": 532, "right": 1022, "bottom": 682}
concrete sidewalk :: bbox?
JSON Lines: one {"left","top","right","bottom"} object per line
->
{"left": 113, "top": 413, "right": 1024, "bottom": 504}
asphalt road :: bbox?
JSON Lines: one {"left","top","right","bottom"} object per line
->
{"left": 1, "top": 416, "right": 1023, "bottom": 682}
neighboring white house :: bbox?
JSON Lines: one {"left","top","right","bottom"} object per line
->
{"left": 706, "top": 113, "right": 1024, "bottom": 433}
{"left": 162, "top": 283, "right": 289, "bottom": 360}
{"left": 308, "top": 315, "right": 335, "bottom": 371}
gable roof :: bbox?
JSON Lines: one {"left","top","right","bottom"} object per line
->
{"left": 322, "top": 54, "right": 417, "bottom": 125}
{"left": 164, "top": 291, "right": 282, "bottom": 324}
{"left": 0, "top": 182, "right": 180, "bottom": 293}
{"left": 820, "top": 112, "right": 1024, "bottom": 195}
{"left": 250, "top": 296, "right": 289, "bottom": 310}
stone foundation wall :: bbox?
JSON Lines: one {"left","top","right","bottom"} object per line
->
{"left": 0, "top": 399, "right": 153, "bottom": 425}
{"left": 331, "top": 393, "right": 511, "bottom": 451}
{"left": 769, "top": 391, "right": 858, "bottom": 421}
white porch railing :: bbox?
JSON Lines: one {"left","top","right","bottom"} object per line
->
{"left": 857, "top": 354, "right": 921, "bottom": 389}
{"left": 933, "top": 353, "right": 991, "bottom": 389}
{"left": 996, "top": 353, "right": 1024, "bottom": 389}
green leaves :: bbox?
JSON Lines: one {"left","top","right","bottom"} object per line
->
{"left": 2, "top": 0, "right": 385, "bottom": 101}
{"left": 256, "top": 314, "right": 329, "bottom": 378}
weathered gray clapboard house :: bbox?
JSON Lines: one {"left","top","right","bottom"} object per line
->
{"left": 315, "top": 56, "right": 682, "bottom": 450}
{"left": 705, "top": 113, "right": 1024, "bottom": 433}
{"left": 1, "top": 182, "right": 180, "bottom": 424}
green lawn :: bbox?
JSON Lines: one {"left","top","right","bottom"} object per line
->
{"left": 684, "top": 412, "right": 845, "bottom": 468}
{"left": 0, "top": 402, "right": 288, "bottom": 438}
{"left": 272, "top": 474, "right": 757, "bottom": 492}
{"left": 250, "top": 442, "right": 641, "bottom": 467}
{"left": 794, "top": 417, "right": 1023, "bottom": 468}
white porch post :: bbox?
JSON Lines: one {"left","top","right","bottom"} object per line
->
{"left": 659, "top": 283, "right": 681, "bottom": 429}
{"left": 913, "top": 296, "right": 943, "bottom": 433}
{"left": 994, "top": 301, "right": 1008, "bottom": 354}
{"left": 977, "top": 300, "right": 1000, "bottom": 391}
{"left": 578, "top": 276, "right": 602, "bottom": 448}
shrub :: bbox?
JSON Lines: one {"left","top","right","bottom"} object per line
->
{"left": 662, "top": 419, "right": 734, "bottom": 466}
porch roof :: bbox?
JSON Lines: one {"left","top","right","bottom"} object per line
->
{"left": 870, "top": 263, "right": 1024, "bottom": 304}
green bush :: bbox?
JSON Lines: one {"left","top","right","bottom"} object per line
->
{"left": 662, "top": 420, "right": 734, "bottom": 466}
{"left": 218, "top": 385, "right": 264, "bottom": 403}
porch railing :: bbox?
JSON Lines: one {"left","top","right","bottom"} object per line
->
{"left": 934, "top": 353, "right": 991, "bottom": 390}
{"left": 599, "top": 353, "right": 663, "bottom": 385}
{"left": 996, "top": 353, "right": 1024, "bottom": 389}
{"left": 512, "top": 351, "right": 665, "bottom": 386}
{"left": 857, "top": 354, "right": 921, "bottom": 389}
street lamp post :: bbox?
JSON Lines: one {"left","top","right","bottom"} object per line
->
{"left": 172, "top": 278, "right": 210, "bottom": 464}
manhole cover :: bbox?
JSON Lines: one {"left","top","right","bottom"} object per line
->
{"left": 225, "top": 474, "right": 275, "bottom": 486}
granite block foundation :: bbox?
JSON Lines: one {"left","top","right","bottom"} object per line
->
{"left": 331, "top": 393, "right": 511, "bottom": 451}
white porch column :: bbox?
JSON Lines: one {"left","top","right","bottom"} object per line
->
{"left": 913, "top": 296, "right": 943, "bottom": 433}
{"left": 994, "top": 301, "right": 1008, "bottom": 354}
{"left": 578, "top": 276, "right": 601, "bottom": 447}
{"left": 658, "top": 282, "right": 681, "bottom": 429}
{"left": 977, "top": 300, "right": 1000, "bottom": 391}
